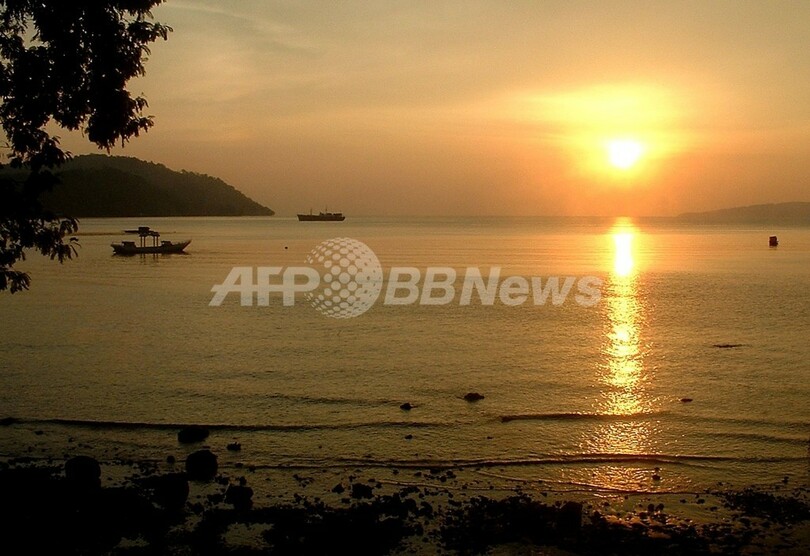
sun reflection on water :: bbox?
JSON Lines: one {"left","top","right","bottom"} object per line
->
{"left": 603, "top": 219, "right": 646, "bottom": 418}
{"left": 613, "top": 232, "right": 635, "bottom": 277}
{"left": 579, "top": 219, "right": 660, "bottom": 489}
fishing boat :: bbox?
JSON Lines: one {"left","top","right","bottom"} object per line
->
{"left": 297, "top": 209, "right": 346, "bottom": 221}
{"left": 111, "top": 226, "right": 191, "bottom": 255}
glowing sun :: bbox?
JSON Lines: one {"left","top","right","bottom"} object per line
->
{"left": 606, "top": 139, "right": 644, "bottom": 169}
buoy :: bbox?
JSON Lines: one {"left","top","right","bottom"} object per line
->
{"left": 769, "top": 235, "right": 778, "bottom": 247}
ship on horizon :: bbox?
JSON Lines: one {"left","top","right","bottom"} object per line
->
{"left": 297, "top": 209, "right": 346, "bottom": 221}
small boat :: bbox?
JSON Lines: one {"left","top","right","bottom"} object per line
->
{"left": 297, "top": 209, "right": 345, "bottom": 222}
{"left": 769, "top": 235, "right": 779, "bottom": 247}
{"left": 111, "top": 226, "right": 191, "bottom": 255}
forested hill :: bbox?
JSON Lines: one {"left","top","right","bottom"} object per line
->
{"left": 17, "top": 154, "right": 274, "bottom": 217}
{"left": 676, "top": 202, "right": 810, "bottom": 225}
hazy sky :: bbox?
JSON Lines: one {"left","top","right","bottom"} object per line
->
{"left": 59, "top": 1, "right": 810, "bottom": 216}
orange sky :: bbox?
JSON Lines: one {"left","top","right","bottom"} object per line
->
{"left": 57, "top": 1, "right": 810, "bottom": 216}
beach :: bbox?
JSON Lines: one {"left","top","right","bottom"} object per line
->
{"left": 2, "top": 427, "right": 808, "bottom": 554}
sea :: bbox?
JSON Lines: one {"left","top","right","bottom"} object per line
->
{"left": 1, "top": 216, "right": 808, "bottom": 496}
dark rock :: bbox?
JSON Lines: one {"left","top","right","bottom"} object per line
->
{"left": 177, "top": 426, "right": 209, "bottom": 444}
{"left": 404, "top": 434, "right": 413, "bottom": 440}
{"left": 0, "top": 416, "right": 19, "bottom": 426}
{"left": 463, "top": 392, "right": 485, "bottom": 402}
{"left": 185, "top": 450, "right": 218, "bottom": 481}
{"left": 65, "top": 455, "right": 101, "bottom": 488}
{"left": 652, "top": 474, "right": 661, "bottom": 481}
{"left": 225, "top": 484, "right": 253, "bottom": 510}
{"left": 557, "top": 501, "right": 583, "bottom": 534}
{"left": 96, "top": 487, "right": 163, "bottom": 546}
{"left": 331, "top": 483, "right": 345, "bottom": 494}
{"left": 262, "top": 492, "right": 418, "bottom": 554}
{"left": 351, "top": 483, "right": 374, "bottom": 499}
{"left": 142, "top": 473, "right": 188, "bottom": 510}
{"left": 720, "top": 487, "right": 810, "bottom": 524}
{"left": 439, "top": 495, "right": 557, "bottom": 552}
{"left": 226, "top": 442, "right": 241, "bottom": 452}
{"left": 400, "top": 402, "right": 413, "bottom": 411}
{"left": 166, "top": 455, "right": 176, "bottom": 465}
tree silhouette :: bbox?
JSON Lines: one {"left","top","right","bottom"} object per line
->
{"left": 0, "top": 0, "right": 170, "bottom": 292}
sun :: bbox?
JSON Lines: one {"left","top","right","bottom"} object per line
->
{"left": 606, "top": 139, "right": 644, "bottom": 170}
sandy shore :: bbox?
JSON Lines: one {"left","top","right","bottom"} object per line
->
{"left": 2, "top": 436, "right": 809, "bottom": 556}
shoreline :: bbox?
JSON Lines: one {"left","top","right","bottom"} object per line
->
{"left": 2, "top": 442, "right": 808, "bottom": 555}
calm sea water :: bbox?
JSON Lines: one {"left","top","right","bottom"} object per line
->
{"left": 1, "top": 216, "right": 808, "bottom": 494}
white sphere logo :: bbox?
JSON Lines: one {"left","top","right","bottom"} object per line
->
{"left": 305, "top": 238, "right": 383, "bottom": 318}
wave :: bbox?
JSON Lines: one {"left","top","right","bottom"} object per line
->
{"left": 4, "top": 417, "right": 450, "bottom": 432}
{"left": 499, "top": 411, "right": 809, "bottom": 430}
{"left": 243, "top": 452, "right": 809, "bottom": 471}
{"left": 500, "top": 411, "right": 669, "bottom": 423}
{"left": 673, "top": 413, "right": 809, "bottom": 429}
{"left": 698, "top": 429, "right": 809, "bottom": 446}
{"left": 262, "top": 393, "right": 399, "bottom": 407}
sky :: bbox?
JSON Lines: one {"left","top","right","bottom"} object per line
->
{"left": 57, "top": 1, "right": 810, "bottom": 216}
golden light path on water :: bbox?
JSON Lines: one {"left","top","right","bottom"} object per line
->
{"left": 579, "top": 218, "right": 660, "bottom": 490}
